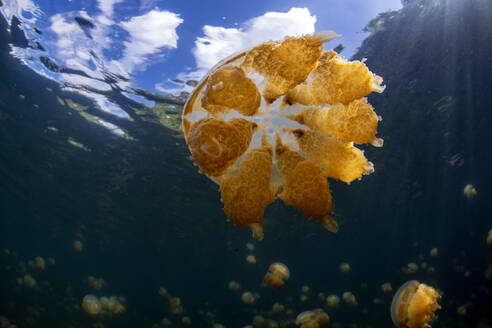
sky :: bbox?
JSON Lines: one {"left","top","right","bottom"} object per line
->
{"left": 1, "top": 0, "right": 402, "bottom": 101}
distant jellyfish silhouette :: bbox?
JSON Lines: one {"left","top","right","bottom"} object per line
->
{"left": 182, "top": 31, "right": 385, "bottom": 240}
{"left": 390, "top": 280, "right": 441, "bottom": 328}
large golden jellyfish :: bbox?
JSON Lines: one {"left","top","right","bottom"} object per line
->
{"left": 390, "top": 281, "right": 441, "bottom": 328}
{"left": 183, "top": 31, "right": 384, "bottom": 239}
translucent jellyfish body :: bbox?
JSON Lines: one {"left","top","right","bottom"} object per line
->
{"left": 390, "top": 281, "right": 441, "bottom": 328}
{"left": 295, "top": 309, "right": 329, "bottom": 328}
{"left": 183, "top": 31, "right": 384, "bottom": 239}
{"left": 264, "top": 262, "right": 290, "bottom": 290}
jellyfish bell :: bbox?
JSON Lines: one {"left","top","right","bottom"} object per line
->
{"left": 228, "top": 281, "right": 241, "bottom": 292}
{"left": 339, "top": 262, "right": 351, "bottom": 273}
{"left": 390, "top": 280, "right": 441, "bottom": 328}
{"left": 246, "top": 255, "right": 257, "bottom": 264}
{"left": 264, "top": 262, "right": 290, "bottom": 290}
{"left": 23, "top": 274, "right": 37, "bottom": 288}
{"left": 241, "top": 292, "right": 255, "bottom": 305}
{"left": 33, "top": 256, "right": 45, "bottom": 271}
{"left": 182, "top": 31, "right": 385, "bottom": 240}
{"left": 326, "top": 295, "right": 340, "bottom": 308}
{"left": 73, "top": 240, "right": 83, "bottom": 252}
{"left": 82, "top": 294, "right": 101, "bottom": 316}
{"left": 463, "top": 184, "right": 477, "bottom": 199}
{"left": 487, "top": 229, "right": 492, "bottom": 245}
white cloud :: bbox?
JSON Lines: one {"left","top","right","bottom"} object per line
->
{"left": 192, "top": 7, "right": 316, "bottom": 74}
{"left": 119, "top": 10, "right": 183, "bottom": 73}
{"left": 97, "top": 0, "right": 124, "bottom": 18}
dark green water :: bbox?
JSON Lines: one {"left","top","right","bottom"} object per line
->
{"left": 1, "top": 0, "right": 492, "bottom": 327}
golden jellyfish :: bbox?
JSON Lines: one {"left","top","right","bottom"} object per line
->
{"left": 99, "top": 297, "right": 109, "bottom": 311}
{"left": 295, "top": 309, "right": 329, "bottom": 328}
{"left": 390, "top": 280, "right": 441, "bottom": 328}
{"left": 272, "top": 302, "right": 285, "bottom": 313}
{"left": 33, "top": 256, "right": 45, "bottom": 271}
{"left": 228, "top": 281, "right": 241, "bottom": 292}
{"left": 326, "top": 295, "right": 340, "bottom": 308}
{"left": 161, "top": 318, "right": 172, "bottom": 327}
{"left": 300, "top": 294, "right": 308, "bottom": 303}
{"left": 241, "top": 291, "right": 256, "bottom": 305}
{"left": 342, "top": 291, "right": 357, "bottom": 306}
{"left": 108, "top": 296, "right": 125, "bottom": 315}
{"left": 182, "top": 316, "right": 192, "bottom": 326}
{"left": 487, "top": 229, "right": 492, "bottom": 245}
{"left": 252, "top": 315, "right": 265, "bottom": 328}
{"left": 88, "top": 276, "right": 106, "bottom": 291}
{"left": 182, "top": 31, "right": 385, "bottom": 240}
{"left": 73, "top": 240, "right": 83, "bottom": 252}
{"left": 264, "top": 262, "right": 290, "bottom": 290}
{"left": 82, "top": 294, "right": 101, "bottom": 316}
{"left": 301, "top": 285, "right": 310, "bottom": 293}
{"left": 23, "top": 274, "right": 37, "bottom": 288}
{"left": 158, "top": 287, "right": 168, "bottom": 296}
{"left": 381, "top": 283, "right": 393, "bottom": 294}
{"left": 246, "top": 254, "right": 257, "bottom": 265}
{"left": 402, "top": 263, "right": 418, "bottom": 274}
{"left": 169, "top": 297, "right": 183, "bottom": 314}
{"left": 47, "top": 257, "right": 56, "bottom": 265}
{"left": 463, "top": 184, "right": 477, "bottom": 199}
{"left": 246, "top": 242, "right": 255, "bottom": 251}
{"left": 429, "top": 248, "right": 438, "bottom": 257}
{"left": 339, "top": 262, "right": 351, "bottom": 273}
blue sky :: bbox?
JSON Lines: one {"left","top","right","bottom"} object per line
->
{"left": 1, "top": 0, "right": 402, "bottom": 101}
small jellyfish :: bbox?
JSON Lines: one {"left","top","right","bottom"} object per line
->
{"left": 487, "top": 229, "right": 492, "bottom": 245}
{"left": 23, "top": 274, "right": 37, "bottom": 288}
{"left": 246, "top": 255, "right": 257, "bottom": 265}
{"left": 429, "top": 248, "right": 438, "bottom": 257}
{"left": 108, "top": 296, "right": 125, "bottom": 315}
{"left": 158, "top": 287, "right": 168, "bottom": 297}
{"left": 161, "top": 318, "right": 172, "bottom": 327}
{"left": 246, "top": 242, "right": 255, "bottom": 251}
{"left": 82, "top": 294, "right": 101, "bottom": 316}
{"left": 228, "top": 281, "right": 241, "bottom": 292}
{"left": 326, "top": 295, "right": 340, "bottom": 308}
{"left": 252, "top": 315, "right": 265, "bottom": 328}
{"left": 99, "top": 297, "right": 109, "bottom": 310}
{"left": 264, "top": 262, "right": 290, "bottom": 290}
{"left": 295, "top": 308, "right": 329, "bottom": 328}
{"left": 241, "top": 292, "right": 255, "bottom": 305}
{"left": 300, "top": 294, "right": 308, "bottom": 303}
{"left": 301, "top": 285, "right": 310, "bottom": 293}
{"left": 381, "top": 283, "right": 393, "bottom": 294}
{"left": 88, "top": 276, "right": 106, "bottom": 291}
{"left": 339, "top": 262, "right": 351, "bottom": 273}
{"left": 73, "top": 240, "right": 83, "bottom": 252}
{"left": 47, "top": 257, "right": 56, "bottom": 265}
{"left": 390, "top": 280, "right": 441, "bottom": 328}
{"left": 272, "top": 303, "right": 285, "bottom": 313}
{"left": 169, "top": 297, "right": 183, "bottom": 314}
{"left": 182, "top": 316, "right": 192, "bottom": 326}
{"left": 402, "top": 263, "right": 418, "bottom": 274}
{"left": 33, "top": 256, "right": 45, "bottom": 271}
{"left": 463, "top": 184, "right": 477, "bottom": 199}
{"left": 342, "top": 292, "right": 357, "bottom": 306}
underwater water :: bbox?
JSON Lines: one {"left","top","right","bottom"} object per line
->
{"left": 0, "top": 0, "right": 492, "bottom": 327}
